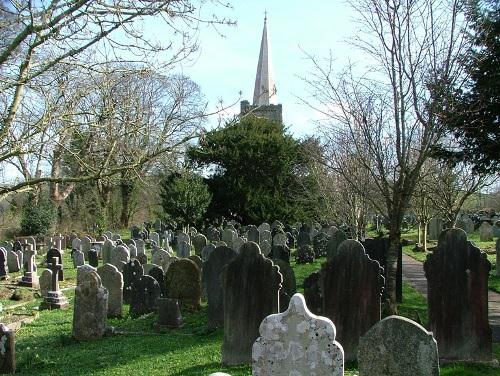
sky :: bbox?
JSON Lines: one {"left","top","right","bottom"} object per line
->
{"left": 160, "top": 1, "right": 360, "bottom": 138}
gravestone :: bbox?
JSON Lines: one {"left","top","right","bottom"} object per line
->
{"left": 111, "top": 245, "right": 130, "bottom": 272}
{"left": 123, "top": 259, "right": 144, "bottom": 304}
{"left": 358, "top": 315, "right": 439, "bottom": 376}
{"left": 177, "top": 241, "right": 191, "bottom": 258}
{"left": 46, "top": 248, "right": 64, "bottom": 280}
{"left": 165, "top": 259, "right": 201, "bottom": 309}
{"left": 129, "top": 275, "right": 161, "bottom": 318}
{"left": 7, "top": 250, "right": 20, "bottom": 273}
{"left": 192, "top": 234, "right": 207, "bottom": 255}
{"left": 201, "top": 243, "right": 216, "bottom": 262}
{"left": 39, "top": 269, "right": 52, "bottom": 298}
{"left": 303, "top": 271, "right": 322, "bottom": 315}
{"left": 128, "top": 245, "right": 137, "bottom": 259}
{"left": 72, "top": 250, "right": 85, "bottom": 268}
{"left": 312, "top": 232, "right": 329, "bottom": 258}
{"left": 136, "top": 253, "right": 148, "bottom": 265}
{"left": 0, "top": 324, "right": 16, "bottom": 373}
{"left": 362, "top": 237, "right": 403, "bottom": 303}
{"left": 296, "top": 230, "right": 312, "bottom": 249}
{"left": 88, "top": 249, "right": 99, "bottom": 268}
{"left": 101, "top": 239, "right": 114, "bottom": 264}
{"left": 272, "top": 232, "right": 287, "bottom": 247}
{"left": 72, "top": 270, "right": 108, "bottom": 340}
{"left": 188, "top": 255, "right": 203, "bottom": 273}
{"left": 135, "top": 239, "right": 145, "bottom": 255}
{"left": 232, "top": 237, "right": 246, "bottom": 253}
{"left": 428, "top": 218, "right": 443, "bottom": 240}
{"left": 154, "top": 298, "right": 183, "bottom": 330}
{"left": 259, "top": 239, "right": 271, "bottom": 257}
{"left": 203, "top": 246, "right": 237, "bottom": 328}
{"left": 493, "top": 222, "right": 500, "bottom": 237}
{"left": 152, "top": 249, "right": 173, "bottom": 272}
{"left": 259, "top": 230, "right": 272, "bottom": 247}
{"left": 326, "top": 230, "right": 347, "bottom": 262}
{"left": 97, "top": 263, "right": 123, "bottom": 317}
{"left": 424, "top": 228, "right": 491, "bottom": 361}
{"left": 150, "top": 231, "right": 160, "bottom": 247}
{"left": 322, "top": 239, "right": 384, "bottom": 361}
{"left": 221, "top": 242, "right": 282, "bottom": 365}
{"left": 72, "top": 237, "right": 82, "bottom": 251}
{"left": 222, "top": 228, "right": 237, "bottom": 249}
{"left": 18, "top": 245, "right": 38, "bottom": 287}
{"left": 258, "top": 223, "right": 270, "bottom": 232}
{"left": 270, "top": 244, "right": 290, "bottom": 264}
{"left": 206, "top": 227, "right": 221, "bottom": 242}
{"left": 40, "top": 257, "right": 69, "bottom": 310}
{"left": 177, "top": 232, "right": 190, "bottom": 245}
{"left": 247, "top": 225, "right": 260, "bottom": 244}
{"left": 76, "top": 264, "right": 96, "bottom": 285}
{"left": 479, "top": 221, "right": 494, "bottom": 242}
{"left": 0, "top": 248, "right": 8, "bottom": 280}
{"left": 15, "top": 248, "right": 23, "bottom": 270}
{"left": 81, "top": 236, "right": 92, "bottom": 258}
{"left": 148, "top": 266, "right": 166, "bottom": 297}
{"left": 274, "top": 259, "right": 296, "bottom": 312}
{"left": 252, "top": 293, "right": 344, "bottom": 376}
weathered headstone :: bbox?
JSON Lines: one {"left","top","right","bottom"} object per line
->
{"left": 0, "top": 248, "right": 8, "bottom": 280}
{"left": 221, "top": 242, "right": 282, "bottom": 365}
{"left": 259, "top": 230, "right": 272, "bottom": 247}
{"left": 252, "top": 293, "right": 344, "bottom": 376}
{"left": 101, "top": 239, "right": 114, "bottom": 264}
{"left": 203, "top": 246, "right": 237, "bottom": 328}
{"left": 18, "top": 245, "right": 38, "bottom": 287}
{"left": 201, "top": 243, "right": 216, "bottom": 262}
{"left": 165, "top": 259, "right": 201, "bottom": 309}
{"left": 358, "top": 315, "right": 439, "bottom": 376}
{"left": 176, "top": 241, "right": 191, "bottom": 258}
{"left": 135, "top": 239, "right": 145, "bottom": 255}
{"left": 0, "top": 324, "right": 16, "bottom": 373}
{"left": 152, "top": 249, "right": 173, "bottom": 272}
{"left": 129, "top": 275, "right": 161, "bottom": 318}
{"left": 72, "top": 270, "right": 108, "bottom": 340}
{"left": 424, "top": 228, "right": 491, "bottom": 361}
{"left": 154, "top": 298, "right": 183, "bottom": 330}
{"left": 322, "top": 239, "right": 384, "bottom": 361}
{"left": 39, "top": 269, "right": 52, "bottom": 298}
{"left": 149, "top": 231, "right": 160, "bottom": 247}
{"left": 222, "top": 228, "right": 237, "bottom": 249}
{"left": 72, "top": 249, "right": 85, "bottom": 268}
{"left": 479, "top": 221, "right": 494, "bottom": 242}
{"left": 111, "top": 245, "right": 130, "bottom": 272}
{"left": 258, "top": 223, "right": 270, "bottom": 233}
{"left": 247, "top": 225, "right": 260, "bottom": 244}
{"left": 270, "top": 244, "right": 290, "bottom": 264}
{"left": 148, "top": 266, "right": 166, "bottom": 297}
{"left": 273, "top": 259, "right": 296, "bottom": 312}
{"left": 312, "top": 232, "right": 329, "bottom": 258}
{"left": 97, "top": 263, "right": 123, "bottom": 317}
{"left": 272, "top": 232, "right": 287, "bottom": 247}
{"left": 81, "top": 235, "right": 92, "bottom": 259}
{"left": 76, "top": 264, "right": 96, "bottom": 285}
{"left": 259, "top": 239, "right": 271, "bottom": 257}
{"left": 303, "top": 271, "right": 322, "bottom": 315}
{"left": 7, "top": 250, "right": 20, "bottom": 273}
{"left": 232, "top": 236, "right": 246, "bottom": 253}
{"left": 296, "top": 230, "right": 312, "bottom": 249}
{"left": 72, "top": 237, "right": 82, "bottom": 251}
{"left": 123, "top": 259, "right": 144, "bottom": 304}
{"left": 428, "top": 217, "right": 443, "bottom": 240}
{"left": 192, "top": 233, "right": 207, "bottom": 255}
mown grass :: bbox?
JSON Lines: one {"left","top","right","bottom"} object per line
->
{"left": 2, "top": 237, "right": 499, "bottom": 375}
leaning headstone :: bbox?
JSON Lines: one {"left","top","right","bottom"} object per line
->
{"left": 14, "top": 248, "right": 23, "bottom": 270}
{"left": 479, "top": 221, "right": 494, "bottom": 242}
{"left": 6, "top": 250, "right": 20, "bottom": 273}
{"left": 424, "top": 228, "right": 491, "bottom": 361}
{"left": 0, "top": 248, "right": 8, "bottom": 280}
{"left": 97, "top": 263, "right": 123, "bottom": 317}
{"left": 72, "top": 249, "right": 85, "bottom": 268}
{"left": 322, "top": 239, "right": 384, "bottom": 361}
{"left": 203, "top": 246, "right": 237, "bottom": 329}
{"left": 136, "top": 253, "right": 148, "bottom": 265}
{"left": 165, "top": 259, "right": 201, "bottom": 310}
{"left": 0, "top": 324, "right": 16, "bottom": 373}
{"left": 221, "top": 242, "right": 282, "bottom": 365}
{"left": 326, "top": 230, "right": 347, "bottom": 262}
{"left": 123, "top": 259, "right": 144, "bottom": 304}
{"left": 72, "top": 270, "right": 108, "bottom": 340}
{"left": 358, "top": 315, "right": 439, "bottom": 376}
{"left": 201, "top": 243, "right": 216, "bottom": 262}
{"left": 129, "top": 275, "right": 161, "bottom": 318}
{"left": 40, "top": 257, "right": 69, "bottom": 310}
{"left": 252, "top": 293, "right": 344, "bottom": 376}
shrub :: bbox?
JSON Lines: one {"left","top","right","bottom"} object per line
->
{"left": 20, "top": 195, "right": 56, "bottom": 235}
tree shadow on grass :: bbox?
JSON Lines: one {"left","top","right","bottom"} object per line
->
{"left": 168, "top": 362, "right": 251, "bottom": 376}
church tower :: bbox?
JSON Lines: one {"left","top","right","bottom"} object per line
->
{"left": 240, "top": 14, "right": 283, "bottom": 123}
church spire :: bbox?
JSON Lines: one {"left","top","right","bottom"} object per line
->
{"left": 253, "top": 13, "right": 277, "bottom": 106}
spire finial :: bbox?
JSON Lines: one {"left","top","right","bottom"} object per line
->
{"left": 264, "top": 10, "right": 267, "bottom": 23}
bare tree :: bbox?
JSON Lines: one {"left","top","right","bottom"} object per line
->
{"left": 303, "top": 0, "right": 468, "bottom": 310}
{"left": 0, "top": 0, "right": 233, "bottom": 198}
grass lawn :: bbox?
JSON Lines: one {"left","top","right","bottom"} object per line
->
{"left": 0, "top": 240, "right": 498, "bottom": 375}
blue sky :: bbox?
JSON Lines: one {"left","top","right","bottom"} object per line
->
{"left": 164, "top": 1, "right": 359, "bottom": 137}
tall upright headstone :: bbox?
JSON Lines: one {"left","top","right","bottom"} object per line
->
{"left": 122, "top": 259, "right": 144, "bottom": 304}
{"left": 424, "top": 228, "right": 491, "bottom": 361}
{"left": 322, "top": 239, "right": 384, "bottom": 361}
{"left": 18, "top": 244, "right": 38, "bottom": 287}
{"left": 0, "top": 324, "right": 16, "bottom": 373}
{"left": 326, "top": 230, "right": 347, "bottom": 262}
{"left": 97, "top": 263, "right": 123, "bottom": 317}
{"left": 221, "top": 242, "right": 282, "bottom": 365}
{"left": 252, "top": 293, "right": 344, "bottom": 376}
{"left": 0, "top": 248, "right": 8, "bottom": 280}
{"left": 165, "top": 259, "right": 201, "bottom": 310}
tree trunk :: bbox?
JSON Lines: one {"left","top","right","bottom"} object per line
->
{"left": 120, "top": 179, "right": 135, "bottom": 228}
{"left": 423, "top": 221, "right": 428, "bottom": 252}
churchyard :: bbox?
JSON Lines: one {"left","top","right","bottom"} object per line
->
{"left": 0, "top": 219, "right": 499, "bottom": 375}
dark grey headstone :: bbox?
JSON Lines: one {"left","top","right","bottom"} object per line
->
{"left": 165, "top": 259, "right": 201, "bottom": 310}
{"left": 148, "top": 266, "right": 166, "bottom": 297}
{"left": 0, "top": 323, "right": 16, "bottom": 373}
{"left": 0, "top": 248, "right": 8, "bottom": 280}
{"left": 303, "top": 271, "right": 322, "bottom": 315}
{"left": 129, "top": 275, "right": 161, "bottom": 318}
{"left": 296, "top": 231, "right": 312, "bottom": 249}
{"left": 326, "top": 230, "right": 347, "bottom": 262}
{"left": 424, "top": 228, "right": 491, "bottom": 361}
{"left": 202, "top": 246, "right": 236, "bottom": 329}
{"left": 88, "top": 249, "right": 99, "bottom": 268}
{"left": 274, "top": 259, "right": 296, "bottom": 312}
{"left": 221, "top": 242, "right": 282, "bottom": 365}
{"left": 270, "top": 244, "right": 290, "bottom": 264}
{"left": 123, "top": 259, "right": 144, "bottom": 304}
{"left": 312, "top": 232, "right": 329, "bottom": 258}
{"left": 154, "top": 298, "right": 183, "bottom": 329}
{"left": 322, "top": 239, "right": 384, "bottom": 361}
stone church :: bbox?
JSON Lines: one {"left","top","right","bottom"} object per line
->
{"left": 240, "top": 15, "right": 283, "bottom": 123}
